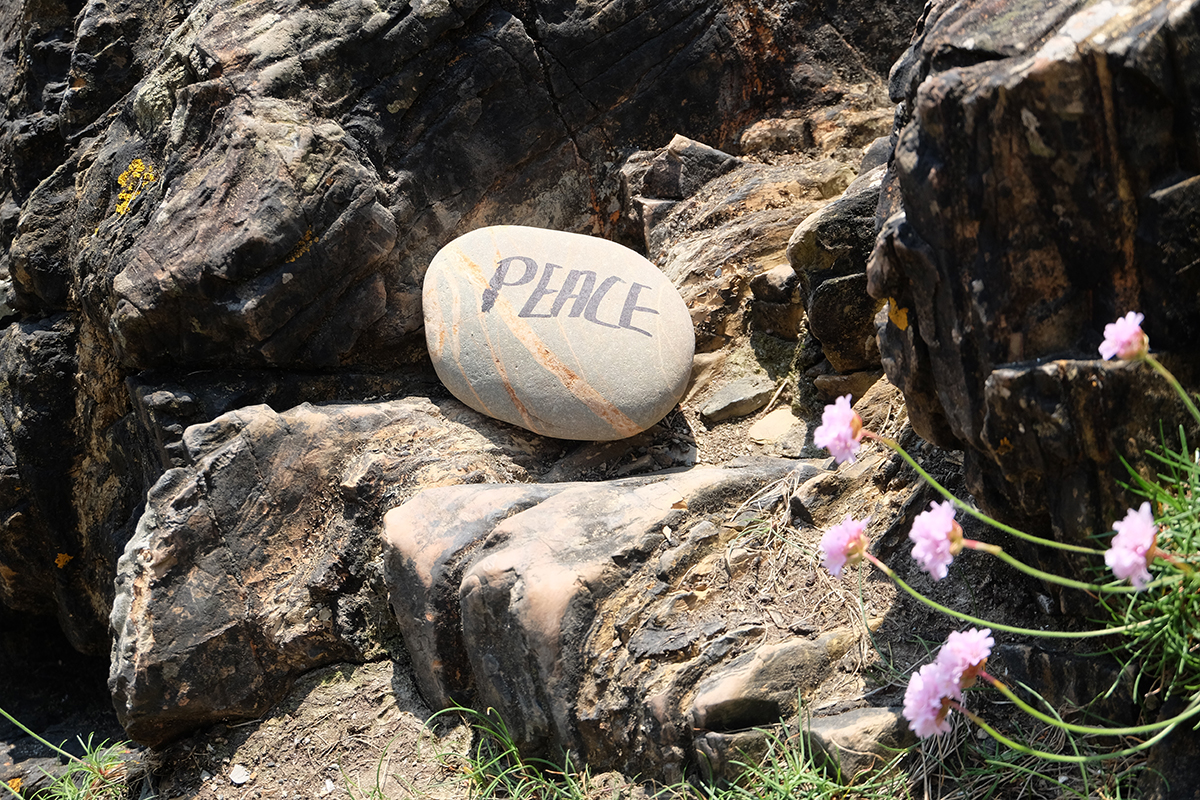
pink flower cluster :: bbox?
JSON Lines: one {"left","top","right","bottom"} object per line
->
{"left": 820, "top": 515, "right": 870, "bottom": 577}
{"left": 909, "top": 500, "right": 963, "bottom": 580}
{"left": 1099, "top": 311, "right": 1148, "bottom": 361}
{"left": 814, "top": 395, "right": 864, "bottom": 464}
{"left": 903, "top": 628, "right": 994, "bottom": 738}
{"left": 1106, "top": 502, "right": 1158, "bottom": 590}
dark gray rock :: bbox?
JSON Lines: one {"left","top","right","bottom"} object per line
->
{"left": 992, "top": 644, "right": 1137, "bottom": 727}
{"left": 108, "top": 395, "right": 575, "bottom": 746}
{"left": 807, "top": 272, "right": 884, "bottom": 373}
{"left": 693, "top": 729, "right": 771, "bottom": 784}
{"left": 0, "top": 316, "right": 91, "bottom": 646}
{"left": 806, "top": 707, "right": 915, "bottom": 779}
{"left": 748, "top": 264, "right": 804, "bottom": 339}
{"left": 787, "top": 164, "right": 886, "bottom": 372}
{"left": 690, "top": 630, "right": 860, "bottom": 732}
{"left": 867, "top": 0, "right": 1200, "bottom": 556}
{"left": 750, "top": 264, "right": 800, "bottom": 305}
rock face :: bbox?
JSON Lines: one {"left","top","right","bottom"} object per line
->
{"left": 788, "top": 162, "right": 887, "bottom": 372}
{"left": 629, "top": 144, "right": 859, "bottom": 352}
{"left": 0, "top": 317, "right": 87, "bottom": 644}
{"left": 382, "top": 458, "right": 856, "bottom": 778}
{"left": 424, "top": 226, "right": 694, "bottom": 440}
{"left": 0, "top": 0, "right": 923, "bottom": 655}
{"left": 0, "top": 0, "right": 938, "bottom": 773}
{"left": 108, "top": 395, "right": 580, "bottom": 746}
{"left": 867, "top": 0, "right": 1200, "bottom": 559}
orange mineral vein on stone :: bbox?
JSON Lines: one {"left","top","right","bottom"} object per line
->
{"left": 442, "top": 260, "right": 539, "bottom": 433}
{"left": 451, "top": 250, "right": 644, "bottom": 438}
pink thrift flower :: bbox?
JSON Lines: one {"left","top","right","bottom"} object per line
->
{"left": 903, "top": 660, "right": 960, "bottom": 738}
{"left": 1099, "top": 311, "right": 1148, "bottom": 360}
{"left": 909, "top": 500, "right": 962, "bottom": 580}
{"left": 814, "top": 395, "right": 864, "bottom": 464}
{"left": 1106, "top": 502, "right": 1157, "bottom": 590}
{"left": 820, "top": 515, "right": 870, "bottom": 577}
{"left": 937, "top": 628, "right": 994, "bottom": 690}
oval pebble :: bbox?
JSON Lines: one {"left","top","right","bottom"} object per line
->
{"left": 423, "top": 225, "right": 695, "bottom": 440}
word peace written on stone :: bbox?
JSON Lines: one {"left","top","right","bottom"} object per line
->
{"left": 423, "top": 225, "right": 695, "bottom": 441}
{"left": 480, "top": 255, "right": 660, "bottom": 337}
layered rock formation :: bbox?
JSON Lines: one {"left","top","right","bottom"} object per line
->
{"left": 109, "top": 395, "right": 567, "bottom": 745}
{"left": 14, "top": 0, "right": 1192, "bottom": 788}
{"left": 0, "top": 0, "right": 922, "bottom": 658}
{"left": 383, "top": 458, "right": 828, "bottom": 778}
{"left": 868, "top": 0, "right": 1200, "bottom": 568}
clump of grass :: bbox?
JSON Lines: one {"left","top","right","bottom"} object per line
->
{"left": 1102, "top": 429, "right": 1200, "bottom": 701}
{"left": 427, "top": 705, "right": 602, "bottom": 800}
{"left": 419, "top": 700, "right": 1151, "bottom": 799}
{"left": 694, "top": 721, "right": 911, "bottom": 800}
{"left": 0, "top": 707, "right": 137, "bottom": 800}
{"left": 429, "top": 702, "right": 914, "bottom": 800}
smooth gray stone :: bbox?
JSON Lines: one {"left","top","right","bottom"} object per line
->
{"left": 700, "top": 375, "right": 776, "bottom": 422}
{"left": 423, "top": 225, "right": 695, "bottom": 440}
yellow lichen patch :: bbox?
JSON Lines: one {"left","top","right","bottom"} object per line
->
{"left": 284, "top": 228, "right": 318, "bottom": 263}
{"left": 887, "top": 298, "right": 909, "bottom": 330}
{"left": 55, "top": 552, "right": 74, "bottom": 568}
{"left": 7, "top": 777, "right": 23, "bottom": 793}
{"left": 115, "top": 158, "right": 157, "bottom": 215}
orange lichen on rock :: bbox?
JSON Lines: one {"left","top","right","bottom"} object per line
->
{"left": 284, "top": 229, "right": 318, "bottom": 263}
{"left": 115, "top": 158, "right": 156, "bottom": 215}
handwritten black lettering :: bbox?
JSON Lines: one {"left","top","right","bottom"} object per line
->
{"left": 583, "top": 275, "right": 625, "bottom": 329}
{"left": 479, "top": 255, "right": 660, "bottom": 337}
{"left": 518, "top": 262, "right": 563, "bottom": 318}
{"left": 550, "top": 269, "right": 596, "bottom": 318}
{"left": 619, "top": 283, "right": 658, "bottom": 337}
{"left": 481, "top": 256, "right": 539, "bottom": 313}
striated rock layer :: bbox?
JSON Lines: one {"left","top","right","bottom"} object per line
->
{"left": 382, "top": 457, "right": 853, "bottom": 779}
{"left": 868, "top": 0, "right": 1200, "bottom": 564}
{"left": 0, "top": 0, "right": 922, "bottom": 654}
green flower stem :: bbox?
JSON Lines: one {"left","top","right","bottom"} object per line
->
{"left": 1158, "top": 550, "right": 1195, "bottom": 577}
{"left": 953, "top": 702, "right": 1181, "bottom": 763}
{"left": 1143, "top": 354, "right": 1200, "bottom": 427}
{"left": 0, "top": 705, "right": 79, "bottom": 763}
{"left": 862, "top": 553, "right": 1152, "bottom": 639}
{"left": 965, "top": 539, "right": 1150, "bottom": 594}
{"left": 866, "top": 433, "right": 1104, "bottom": 556}
{"left": 981, "top": 673, "right": 1200, "bottom": 736}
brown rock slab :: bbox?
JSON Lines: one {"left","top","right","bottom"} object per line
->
{"left": 382, "top": 458, "right": 811, "bottom": 762}
{"left": 423, "top": 226, "right": 694, "bottom": 441}
{"left": 700, "top": 375, "right": 776, "bottom": 422}
{"left": 690, "top": 629, "right": 861, "bottom": 733}
{"left": 747, "top": 408, "right": 800, "bottom": 444}
{"left": 380, "top": 482, "right": 569, "bottom": 710}
{"left": 107, "top": 395, "right": 575, "bottom": 746}
{"left": 813, "top": 370, "right": 884, "bottom": 404}
{"left": 806, "top": 706, "right": 915, "bottom": 779}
